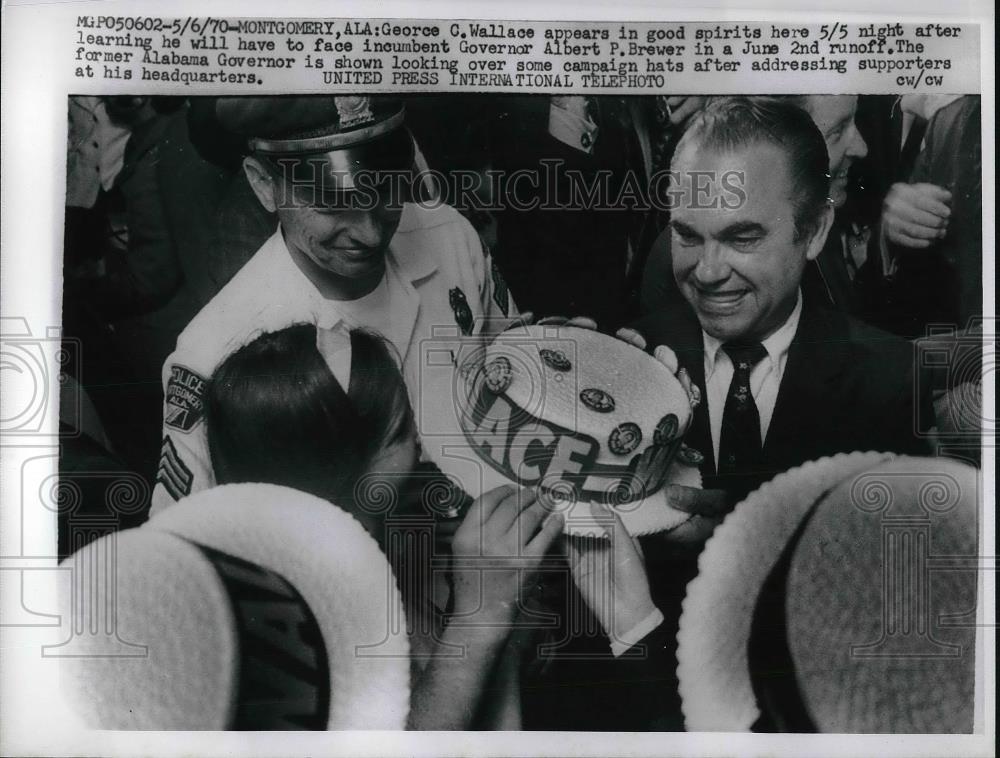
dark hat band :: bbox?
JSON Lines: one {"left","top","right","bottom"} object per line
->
{"left": 258, "top": 125, "right": 415, "bottom": 196}
{"left": 459, "top": 363, "right": 678, "bottom": 505}
{"left": 250, "top": 110, "right": 405, "bottom": 155}
{"left": 747, "top": 501, "right": 822, "bottom": 733}
{"left": 195, "top": 544, "right": 331, "bottom": 730}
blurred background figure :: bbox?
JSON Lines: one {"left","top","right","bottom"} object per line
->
{"left": 495, "top": 94, "right": 705, "bottom": 330}
{"left": 63, "top": 95, "right": 235, "bottom": 482}
{"left": 870, "top": 95, "right": 982, "bottom": 337}
{"left": 65, "top": 96, "right": 129, "bottom": 264}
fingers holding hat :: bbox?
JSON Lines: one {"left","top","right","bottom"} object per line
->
{"left": 654, "top": 344, "right": 680, "bottom": 374}
{"left": 494, "top": 485, "right": 540, "bottom": 534}
{"left": 456, "top": 484, "right": 518, "bottom": 537}
{"left": 518, "top": 493, "right": 566, "bottom": 554}
{"left": 535, "top": 315, "right": 569, "bottom": 326}
{"left": 665, "top": 484, "right": 731, "bottom": 518}
{"left": 504, "top": 310, "right": 535, "bottom": 331}
{"left": 565, "top": 316, "right": 598, "bottom": 330}
{"left": 566, "top": 503, "right": 657, "bottom": 643}
{"left": 614, "top": 327, "right": 648, "bottom": 350}
{"left": 535, "top": 315, "right": 598, "bottom": 330}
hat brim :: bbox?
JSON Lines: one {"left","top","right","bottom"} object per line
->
{"left": 259, "top": 125, "right": 415, "bottom": 197}
{"left": 145, "top": 483, "right": 411, "bottom": 730}
{"left": 676, "top": 451, "right": 895, "bottom": 731}
{"left": 785, "top": 456, "right": 980, "bottom": 733}
{"left": 58, "top": 530, "right": 243, "bottom": 729}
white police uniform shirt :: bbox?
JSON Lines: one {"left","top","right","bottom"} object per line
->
{"left": 153, "top": 202, "right": 516, "bottom": 513}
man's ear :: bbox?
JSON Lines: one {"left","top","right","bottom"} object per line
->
{"left": 243, "top": 156, "right": 278, "bottom": 214}
{"left": 804, "top": 204, "right": 835, "bottom": 262}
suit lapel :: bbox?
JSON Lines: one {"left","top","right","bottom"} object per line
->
{"left": 764, "top": 303, "right": 849, "bottom": 466}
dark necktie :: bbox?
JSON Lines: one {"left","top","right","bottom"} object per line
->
{"left": 717, "top": 342, "right": 769, "bottom": 503}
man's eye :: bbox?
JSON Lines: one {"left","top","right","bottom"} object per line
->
{"left": 673, "top": 230, "right": 700, "bottom": 246}
{"left": 827, "top": 123, "right": 849, "bottom": 141}
{"left": 730, "top": 236, "right": 760, "bottom": 249}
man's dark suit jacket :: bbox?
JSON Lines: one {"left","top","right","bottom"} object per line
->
{"left": 557, "top": 296, "right": 935, "bottom": 731}
{"left": 632, "top": 296, "right": 934, "bottom": 496}
{"left": 520, "top": 298, "right": 934, "bottom": 731}
{"left": 492, "top": 96, "right": 647, "bottom": 331}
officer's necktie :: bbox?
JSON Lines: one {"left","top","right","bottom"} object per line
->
{"left": 717, "top": 341, "right": 769, "bottom": 504}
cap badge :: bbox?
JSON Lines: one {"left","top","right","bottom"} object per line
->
{"left": 334, "top": 96, "right": 375, "bottom": 128}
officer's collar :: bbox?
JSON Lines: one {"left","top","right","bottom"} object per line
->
{"left": 386, "top": 203, "right": 439, "bottom": 284}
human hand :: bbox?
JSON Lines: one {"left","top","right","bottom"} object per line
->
{"left": 882, "top": 181, "right": 952, "bottom": 249}
{"left": 653, "top": 484, "right": 730, "bottom": 553}
{"left": 662, "top": 96, "right": 707, "bottom": 126}
{"left": 450, "top": 486, "right": 564, "bottom": 627}
{"left": 566, "top": 503, "right": 657, "bottom": 642}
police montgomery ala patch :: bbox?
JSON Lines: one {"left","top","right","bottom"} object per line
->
{"left": 164, "top": 365, "right": 207, "bottom": 433}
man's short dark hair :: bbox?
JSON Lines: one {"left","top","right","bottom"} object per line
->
{"left": 674, "top": 96, "right": 831, "bottom": 240}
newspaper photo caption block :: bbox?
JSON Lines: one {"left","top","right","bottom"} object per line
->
{"left": 69, "top": 18, "right": 979, "bottom": 94}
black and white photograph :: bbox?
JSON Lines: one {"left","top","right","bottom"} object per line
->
{"left": 0, "top": 2, "right": 994, "bottom": 757}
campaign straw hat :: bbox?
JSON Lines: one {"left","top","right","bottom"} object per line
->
{"left": 443, "top": 323, "right": 703, "bottom": 536}
{"left": 57, "top": 483, "right": 410, "bottom": 730}
{"left": 677, "top": 453, "right": 979, "bottom": 733}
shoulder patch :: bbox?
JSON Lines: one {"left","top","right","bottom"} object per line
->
{"left": 157, "top": 436, "right": 193, "bottom": 501}
{"left": 164, "top": 365, "right": 207, "bottom": 433}
{"left": 490, "top": 259, "right": 510, "bottom": 317}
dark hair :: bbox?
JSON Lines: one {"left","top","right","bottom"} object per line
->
{"left": 674, "top": 96, "right": 831, "bottom": 240}
{"left": 205, "top": 323, "right": 409, "bottom": 506}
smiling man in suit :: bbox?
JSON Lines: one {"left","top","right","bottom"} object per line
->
{"left": 634, "top": 98, "right": 933, "bottom": 510}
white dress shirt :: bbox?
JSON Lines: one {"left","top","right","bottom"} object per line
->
{"left": 702, "top": 292, "right": 802, "bottom": 467}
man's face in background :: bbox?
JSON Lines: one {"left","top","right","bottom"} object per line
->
{"left": 802, "top": 95, "right": 868, "bottom": 209}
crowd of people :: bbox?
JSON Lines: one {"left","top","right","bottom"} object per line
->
{"left": 58, "top": 92, "right": 984, "bottom": 731}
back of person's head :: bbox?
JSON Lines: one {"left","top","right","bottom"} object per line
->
{"left": 674, "top": 96, "right": 830, "bottom": 240}
{"left": 206, "top": 324, "right": 409, "bottom": 507}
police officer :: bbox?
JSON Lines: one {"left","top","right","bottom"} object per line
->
{"left": 152, "top": 95, "right": 515, "bottom": 512}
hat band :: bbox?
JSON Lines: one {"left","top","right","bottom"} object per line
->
{"left": 257, "top": 126, "right": 415, "bottom": 196}
{"left": 196, "top": 544, "right": 331, "bottom": 730}
{"left": 249, "top": 111, "right": 406, "bottom": 155}
{"left": 747, "top": 505, "right": 821, "bottom": 733}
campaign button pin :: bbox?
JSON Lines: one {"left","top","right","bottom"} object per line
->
{"left": 676, "top": 443, "right": 704, "bottom": 466}
{"left": 609, "top": 422, "right": 642, "bottom": 456}
{"left": 653, "top": 413, "right": 679, "bottom": 446}
{"left": 540, "top": 348, "right": 572, "bottom": 372}
{"left": 580, "top": 388, "right": 615, "bottom": 413}
{"left": 484, "top": 356, "right": 513, "bottom": 393}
